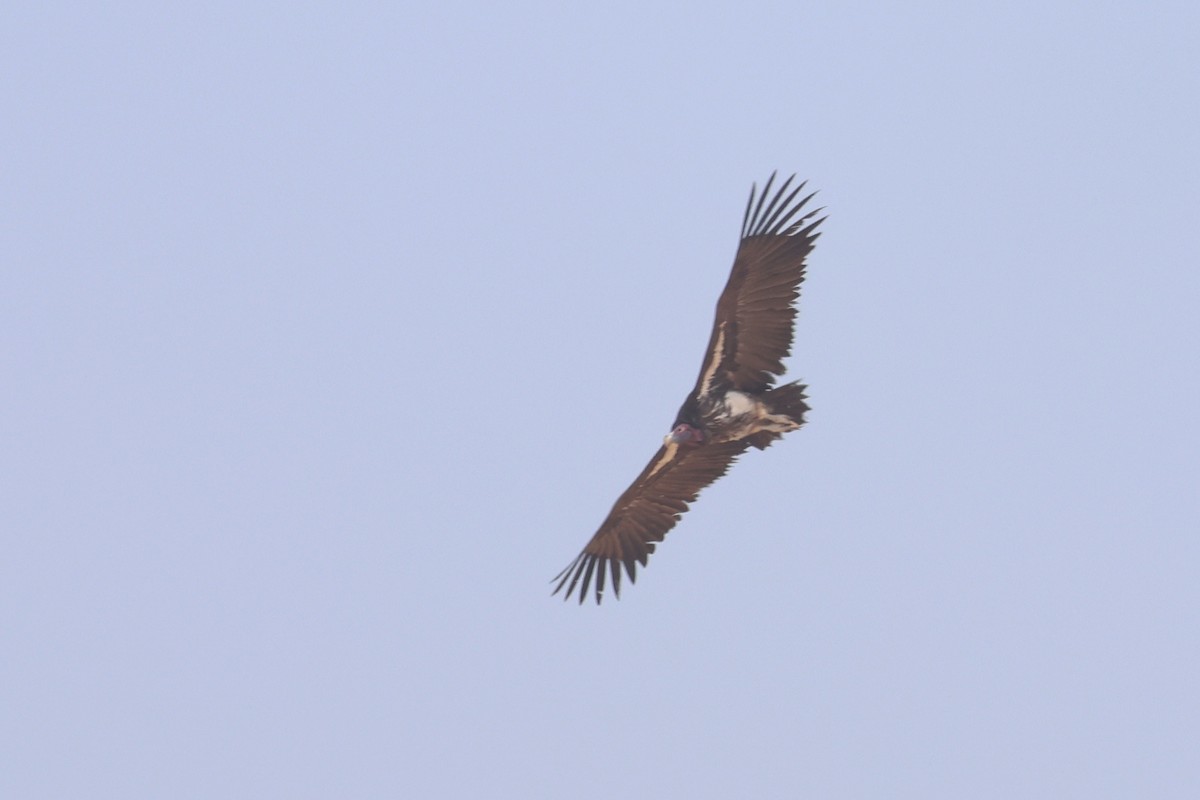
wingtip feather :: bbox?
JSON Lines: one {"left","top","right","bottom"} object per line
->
{"left": 743, "top": 173, "right": 819, "bottom": 239}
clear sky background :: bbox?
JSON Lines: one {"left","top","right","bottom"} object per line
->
{"left": 4, "top": 2, "right": 1198, "bottom": 798}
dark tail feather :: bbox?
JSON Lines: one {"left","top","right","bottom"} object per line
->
{"left": 747, "top": 382, "right": 809, "bottom": 450}
{"left": 767, "top": 381, "right": 809, "bottom": 424}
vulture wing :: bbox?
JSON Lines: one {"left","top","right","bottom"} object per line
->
{"left": 693, "top": 173, "right": 824, "bottom": 397}
{"left": 552, "top": 439, "right": 751, "bottom": 604}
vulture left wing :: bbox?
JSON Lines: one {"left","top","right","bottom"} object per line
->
{"left": 553, "top": 439, "right": 751, "bottom": 604}
{"left": 693, "top": 173, "right": 824, "bottom": 396}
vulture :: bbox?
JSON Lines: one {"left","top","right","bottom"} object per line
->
{"left": 552, "top": 173, "right": 824, "bottom": 604}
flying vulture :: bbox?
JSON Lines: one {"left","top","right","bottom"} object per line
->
{"left": 552, "top": 173, "right": 824, "bottom": 604}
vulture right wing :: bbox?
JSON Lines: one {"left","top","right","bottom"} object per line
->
{"left": 552, "top": 438, "right": 751, "bottom": 604}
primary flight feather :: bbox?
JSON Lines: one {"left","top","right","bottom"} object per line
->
{"left": 553, "top": 173, "right": 824, "bottom": 604}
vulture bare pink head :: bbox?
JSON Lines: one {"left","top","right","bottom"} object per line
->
{"left": 666, "top": 423, "right": 705, "bottom": 446}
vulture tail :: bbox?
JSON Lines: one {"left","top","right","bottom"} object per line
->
{"left": 766, "top": 381, "right": 809, "bottom": 425}
{"left": 746, "top": 382, "right": 809, "bottom": 450}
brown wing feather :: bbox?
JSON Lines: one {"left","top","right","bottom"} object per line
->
{"left": 552, "top": 439, "right": 751, "bottom": 604}
{"left": 695, "top": 173, "right": 824, "bottom": 395}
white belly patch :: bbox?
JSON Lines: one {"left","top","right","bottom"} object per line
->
{"left": 723, "top": 390, "right": 758, "bottom": 416}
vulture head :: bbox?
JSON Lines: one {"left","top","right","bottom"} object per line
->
{"left": 666, "top": 423, "right": 705, "bottom": 446}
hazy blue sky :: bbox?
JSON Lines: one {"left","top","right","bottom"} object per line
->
{"left": 4, "top": 2, "right": 1198, "bottom": 797}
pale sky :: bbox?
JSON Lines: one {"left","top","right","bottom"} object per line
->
{"left": 4, "top": 2, "right": 1199, "bottom": 798}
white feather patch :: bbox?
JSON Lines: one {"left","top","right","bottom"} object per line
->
{"left": 723, "top": 390, "right": 757, "bottom": 416}
{"left": 698, "top": 323, "right": 726, "bottom": 397}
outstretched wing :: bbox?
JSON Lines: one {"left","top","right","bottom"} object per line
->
{"left": 553, "top": 439, "right": 751, "bottom": 604}
{"left": 694, "top": 173, "right": 824, "bottom": 397}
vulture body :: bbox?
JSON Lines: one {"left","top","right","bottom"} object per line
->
{"left": 553, "top": 173, "right": 824, "bottom": 604}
